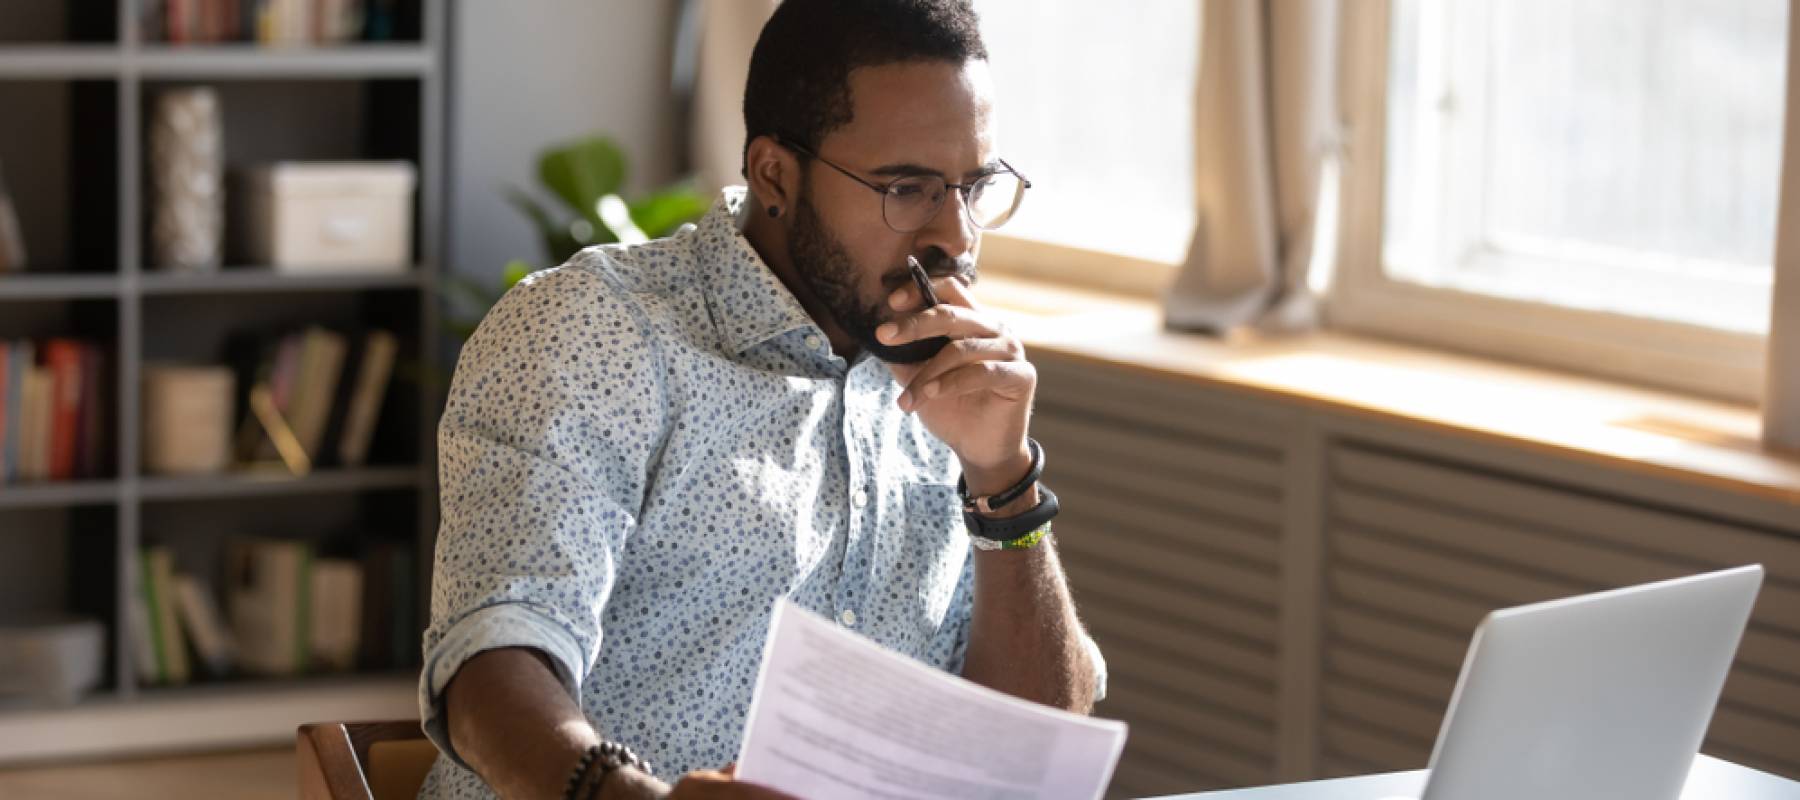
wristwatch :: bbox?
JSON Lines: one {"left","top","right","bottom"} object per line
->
{"left": 959, "top": 438, "right": 1060, "bottom": 546}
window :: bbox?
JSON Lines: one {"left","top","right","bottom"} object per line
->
{"left": 1335, "top": 0, "right": 1790, "bottom": 400}
{"left": 1383, "top": 0, "right": 1786, "bottom": 334}
{"left": 972, "top": 1, "right": 1197, "bottom": 291}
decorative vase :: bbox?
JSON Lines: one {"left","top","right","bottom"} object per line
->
{"left": 149, "top": 87, "right": 224, "bottom": 272}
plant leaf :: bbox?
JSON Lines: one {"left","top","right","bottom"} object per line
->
{"left": 598, "top": 194, "right": 650, "bottom": 245}
{"left": 628, "top": 186, "right": 712, "bottom": 239}
{"left": 502, "top": 259, "right": 534, "bottom": 289}
{"left": 538, "top": 136, "right": 626, "bottom": 225}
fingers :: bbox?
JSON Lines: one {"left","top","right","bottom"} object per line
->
{"left": 668, "top": 768, "right": 802, "bottom": 799}
{"left": 897, "top": 337, "right": 1025, "bottom": 410}
{"left": 875, "top": 303, "right": 1005, "bottom": 348}
{"left": 905, "top": 359, "right": 1036, "bottom": 410}
{"left": 888, "top": 273, "right": 980, "bottom": 313}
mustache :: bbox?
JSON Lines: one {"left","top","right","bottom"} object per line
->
{"left": 888, "top": 250, "right": 978, "bottom": 290}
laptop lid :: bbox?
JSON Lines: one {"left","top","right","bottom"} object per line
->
{"left": 1419, "top": 564, "right": 1764, "bottom": 800}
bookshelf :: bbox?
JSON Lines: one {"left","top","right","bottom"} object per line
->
{"left": 0, "top": 0, "right": 443, "bottom": 762}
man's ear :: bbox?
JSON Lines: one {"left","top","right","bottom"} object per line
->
{"left": 745, "top": 135, "right": 801, "bottom": 217}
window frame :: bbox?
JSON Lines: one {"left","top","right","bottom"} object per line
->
{"left": 1328, "top": 0, "right": 1778, "bottom": 404}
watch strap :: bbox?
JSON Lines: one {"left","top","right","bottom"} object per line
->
{"left": 958, "top": 438, "right": 1044, "bottom": 515}
{"left": 963, "top": 482, "right": 1059, "bottom": 544}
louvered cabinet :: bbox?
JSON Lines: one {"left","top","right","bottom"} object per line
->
{"left": 1029, "top": 350, "right": 1800, "bottom": 797}
{"left": 1034, "top": 356, "right": 1302, "bottom": 798}
{"left": 1318, "top": 443, "right": 1800, "bottom": 780}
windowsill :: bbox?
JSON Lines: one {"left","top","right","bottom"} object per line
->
{"left": 979, "top": 274, "right": 1800, "bottom": 506}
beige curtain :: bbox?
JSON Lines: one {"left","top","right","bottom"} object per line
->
{"left": 1163, "top": 0, "right": 1343, "bottom": 334}
{"left": 689, "top": 0, "right": 780, "bottom": 195}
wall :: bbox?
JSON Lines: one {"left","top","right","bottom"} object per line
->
{"left": 448, "top": 0, "right": 683, "bottom": 285}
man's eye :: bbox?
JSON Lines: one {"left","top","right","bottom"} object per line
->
{"left": 889, "top": 183, "right": 926, "bottom": 199}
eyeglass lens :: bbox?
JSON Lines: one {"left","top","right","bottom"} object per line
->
{"left": 882, "top": 172, "right": 1024, "bottom": 233}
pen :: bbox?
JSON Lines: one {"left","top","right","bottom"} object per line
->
{"left": 907, "top": 255, "right": 940, "bottom": 309}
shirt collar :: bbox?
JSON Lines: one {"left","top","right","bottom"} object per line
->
{"left": 699, "top": 187, "right": 821, "bottom": 355}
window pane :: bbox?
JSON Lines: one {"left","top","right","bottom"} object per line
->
{"left": 973, "top": 1, "right": 1197, "bottom": 264}
{"left": 1383, "top": 0, "right": 1787, "bottom": 333}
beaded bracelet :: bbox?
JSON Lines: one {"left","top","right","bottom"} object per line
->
{"left": 565, "top": 740, "right": 654, "bottom": 800}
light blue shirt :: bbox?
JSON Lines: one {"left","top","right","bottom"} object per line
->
{"left": 417, "top": 188, "right": 986, "bottom": 797}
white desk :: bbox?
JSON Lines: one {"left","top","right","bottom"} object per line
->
{"left": 1150, "top": 755, "right": 1800, "bottom": 799}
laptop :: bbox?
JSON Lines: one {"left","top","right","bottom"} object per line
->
{"left": 1396, "top": 564, "right": 1764, "bottom": 800}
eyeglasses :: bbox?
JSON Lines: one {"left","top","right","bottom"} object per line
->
{"left": 782, "top": 139, "right": 1031, "bottom": 234}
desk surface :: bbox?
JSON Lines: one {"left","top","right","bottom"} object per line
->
{"left": 1148, "top": 755, "right": 1800, "bottom": 799}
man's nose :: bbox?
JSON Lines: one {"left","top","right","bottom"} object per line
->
{"left": 915, "top": 187, "right": 979, "bottom": 260}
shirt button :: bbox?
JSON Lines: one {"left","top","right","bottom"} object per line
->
{"left": 805, "top": 335, "right": 822, "bottom": 350}
{"left": 839, "top": 609, "right": 857, "bottom": 627}
{"left": 852, "top": 490, "right": 868, "bottom": 508}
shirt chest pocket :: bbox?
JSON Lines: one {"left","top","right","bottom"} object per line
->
{"left": 894, "top": 482, "right": 972, "bottom": 629}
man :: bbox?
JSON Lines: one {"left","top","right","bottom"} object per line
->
{"left": 419, "top": 2, "right": 1104, "bottom": 797}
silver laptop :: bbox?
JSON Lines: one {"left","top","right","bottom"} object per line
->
{"left": 1407, "top": 564, "right": 1764, "bottom": 800}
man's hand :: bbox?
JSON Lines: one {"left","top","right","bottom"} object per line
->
{"left": 877, "top": 276, "right": 1036, "bottom": 496}
{"left": 605, "top": 763, "right": 798, "bottom": 799}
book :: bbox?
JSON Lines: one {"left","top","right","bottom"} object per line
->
{"left": 143, "top": 546, "right": 191, "bottom": 685}
{"left": 288, "top": 327, "right": 347, "bottom": 462}
{"left": 129, "top": 582, "right": 160, "bottom": 684}
{"left": 309, "top": 558, "right": 363, "bottom": 671}
{"left": 336, "top": 329, "right": 396, "bottom": 467}
{"left": 174, "top": 575, "right": 236, "bottom": 677}
{"left": 19, "top": 364, "right": 51, "bottom": 482}
{"left": 76, "top": 345, "right": 106, "bottom": 479}
{"left": 227, "top": 537, "right": 312, "bottom": 676}
{"left": 43, "top": 339, "right": 85, "bottom": 482}
{"left": 143, "top": 364, "right": 235, "bottom": 476}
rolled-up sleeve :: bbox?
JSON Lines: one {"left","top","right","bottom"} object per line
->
{"left": 418, "top": 262, "right": 665, "bottom": 767}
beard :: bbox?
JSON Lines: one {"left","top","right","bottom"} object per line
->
{"left": 788, "top": 190, "right": 970, "bottom": 365}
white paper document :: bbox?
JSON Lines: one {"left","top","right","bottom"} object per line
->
{"left": 736, "top": 599, "right": 1129, "bottom": 800}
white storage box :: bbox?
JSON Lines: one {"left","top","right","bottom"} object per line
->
{"left": 242, "top": 161, "right": 416, "bottom": 272}
{"left": 0, "top": 616, "right": 105, "bottom": 707}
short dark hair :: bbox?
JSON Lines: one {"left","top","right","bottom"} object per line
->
{"left": 742, "top": 0, "right": 988, "bottom": 174}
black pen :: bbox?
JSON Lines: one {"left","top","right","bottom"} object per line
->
{"left": 907, "top": 255, "right": 940, "bottom": 309}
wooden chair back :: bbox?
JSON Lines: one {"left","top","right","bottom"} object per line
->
{"left": 297, "top": 720, "right": 437, "bottom": 800}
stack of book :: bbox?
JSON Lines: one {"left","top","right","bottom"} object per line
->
{"left": 133, "top": 537, "right": 416, "bottom": 685}
{"left": 231, "top": 326, "right": 397, "bottom": 471}
{"left": 0, "top": 339, "right": 108, "bottom": 485}
{"left": 138, "top": 0, "right": 410, "bottom": 45}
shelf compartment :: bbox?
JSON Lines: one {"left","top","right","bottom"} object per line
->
{"left": 141, "top": 288, "right": 424, "bottom": 469}
{"left": 0, "top": 78, "right": 118, "bottom": 275}
{"left": 140, "top": 78, "right": 424, "bottom": 271}
{"left": 0, "top": 506, "right": 120, "bottom": 701}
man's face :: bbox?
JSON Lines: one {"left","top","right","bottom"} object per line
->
{"left": 786, "top": 59, "right": 998, "bottom": 364}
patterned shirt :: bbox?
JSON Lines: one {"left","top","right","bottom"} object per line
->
{"left": 417, "top": 188, "right": 987, "bottom": 798}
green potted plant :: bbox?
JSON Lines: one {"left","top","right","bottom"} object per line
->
{"left": 446, "top": 135, "right": 711, "bottom": 340}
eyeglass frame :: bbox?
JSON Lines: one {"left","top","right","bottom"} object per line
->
{"left": 777, "top": 137, "right": 1032, "bottom": 234}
